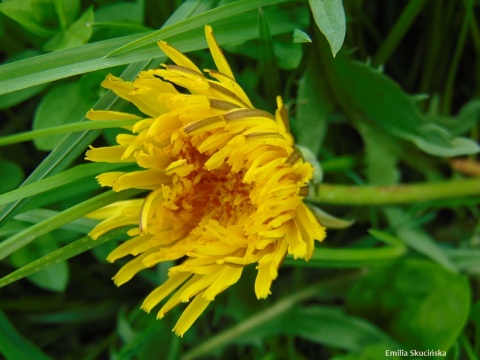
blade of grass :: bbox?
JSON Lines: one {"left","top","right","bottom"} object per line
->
{"left": 0, "top": 119, "right": 138, "bottom": 147}
{"left": 0, "top": 189, "right": 142, "bottom": 261}
{"left": 0, "top": 0, "right": 209, "bottom": 95}
{"left": 442, "top": 0, "right": 473, "bottom": 114}
{"left": 372, "top": 0, "right": 427, "bottom": 66}
{"left": 0, "top": 0, "right": 292, "bottom": 95}
{"left": 14, "top": 209, "right": 98, "bottom": 234}
{"left": 258, "top": 7, "right": 280, "bottom": 109}
{"left": 106, "top": 0, "right": 291, "bottom": 57}
{"left": 0, "top": 163, "right": 128, "bottom": 207}
{"left": 385, "top": 207, "right": 456, "bottom": 272}
{"left": 0, "top": 310, "right": 53, "bottom": 360}
{"left": 0, "top": 227, "right": 129, "bottom": 288}
{"left": 0, "top": 61, "right": 146, "bottom": 227}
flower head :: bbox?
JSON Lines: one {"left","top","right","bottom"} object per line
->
{"left": 86, "top": 25, "right": 326, "bottom": 336}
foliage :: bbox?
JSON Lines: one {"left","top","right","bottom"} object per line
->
{"left": 0, "top": 0, "right": 479, "bottom": 359}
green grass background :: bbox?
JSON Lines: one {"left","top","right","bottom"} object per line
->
{"left": 0, "top": 0, "right": 479, "bottom": 359}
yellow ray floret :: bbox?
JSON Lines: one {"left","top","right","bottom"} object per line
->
{"left": 85, "top": 25, "right": 326, "bottom": 337}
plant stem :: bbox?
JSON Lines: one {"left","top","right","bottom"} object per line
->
{"left": 313, "top": 178, "right": 480, "bottom": 206}
{"left": 373, "top": 0, "right": 427, "bottom": 66}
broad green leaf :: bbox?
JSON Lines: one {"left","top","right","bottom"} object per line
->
{"left": 292, "top": 306, "right": 397, "bottom": 351}
{"left": 0, "top": 0, "right": 57, "bottom": 38}
{"left": 431, "top": 99, "right": 480, "bottom": 136}
{"left": 346, "top": 258, "right": 471, "bottom": 351}
{"left": 357, "top": 122, "right": 399, "bottom": 185}
{"left": 33, "top": 81, "right": 97, "bottom": 151}
{"left": 0, "top": 310, "right": 53, "bottom": 360}
{"left": 0, "top": 160, "right": 24, "bottom": 194}
{"left": 0, "top": 189, "right": 142, "bottom": 261}
{"left": 385, "top": 207, "right": 456, "bottom": 271}
{"left": 94, "top": 1, "right": 143, "bottom": 25}
{"left": 293, "top": 28, "right": 312, "bottom": 43}
{"left": 53, "top": 0, "right": 80, "bottom": 30}
{"left": 308, "top": 0, "right": 345, "bottom": 56}
{"left": 272, "top": 41, "right": 303, "bottom": 70}
{"left": 0, "top": 227, "right": 128, "bottom": 289}
{"left": 323, "top": 54, "right": 480, "bottom": 157}
{"left": 43, "top": 7, "right": 94, "bottom": 51}
{"left": 9, "top": 234, "right": 69, "bottom": 292}
{"left": 293, "top": 53, "right": 334, "bottom": 155}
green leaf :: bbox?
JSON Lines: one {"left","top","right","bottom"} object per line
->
{"left": 0, "top": 227, "right": 129, "bottom": 289}
{"left": 94, "top": 1, "right": 143, "bottom": 25}
{"left": 293, "top": 53, "right": 334, "bottom": 155}
{"left": 273, "top": 41, "right": 303, "bottom": 70}
{"left": 291, "top": 306, "right": 397, "bottom": 351}
{"left": 53, "top": 0, "right": 80, "bottom": 30}
{"left": 0, "top": 160, "right": 24, "bottom": 194}
{"left": 33, "top": 81, "right": 97, "bottom": 151}
{"left": 0, "top": 0, "right": 57, "bottom": 38}
{"left": 0, "top": 310, "right": 53, "bottom": 360}
{"left": 43, "top": 6, "right": 94, "bottom": 51}
{"left": 357, "top": 122, "right": 399, "bottom": 185}
{"left": 14, "top": 208, "right": 98, "bottom": 234}
{"left": 0, "top": 3, "right": 296, "bottom": 96}
{"left": 258, "top": 7, "right": 280, "bottom": 107}
{"left": 9, "top": 234, "right": 69, "bottom": 292}
{"left": 385, "top": 207, "right": 456, "bottom": 271}
{"left": 445, "top": 249, "right": 480, "bottom": 272}
{"left": 346, "top": 258, "right": 471, "bottom": 351}
{"left": 293, "top": 28, "right": 312, "bottom": 43}
{"left": 106, "top": 0, "right": 291, "bottom": 57}
{"left": 0, "top": 119, "right": 138, "bottom": 147}
{"left": 0, "top": 50, "right": 49, "bottom": 110}
{"left": 430, "top": 99, "right": 480, "bottom": 136}
{"left": 0, "top": 61, "right": 147, "bottom": 227}
{"left": 0, "top": 189, "right": 142, "bottom": 261}
{"left": 308, "top": 0, "right": 346, "bottom": 56}
{"left": 323, "top": 55, "right": 480, "bottom": 157}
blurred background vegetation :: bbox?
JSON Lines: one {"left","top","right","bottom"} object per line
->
{"left": 0, "top": 0, "right": 479, "bottom": 359}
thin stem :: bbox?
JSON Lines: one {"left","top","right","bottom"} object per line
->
{"left": 373, "top": 0, "right": 427, "bottom": 66}
{"left": 442, "top": 0, "right": 472, "bottom": 114}
{"left": 460, "top": 333, "right": 479, "bottom": 360}
{"left": 313, "top": 178, "right": 480, "bottom": 206}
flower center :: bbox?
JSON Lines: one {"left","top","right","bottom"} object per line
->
{"left": 162, "top": 134, "right": 255, "bottom": 233}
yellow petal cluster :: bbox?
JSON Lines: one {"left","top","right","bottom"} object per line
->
{"left": 85, "top": 25, "right": 326, "bottom": 336}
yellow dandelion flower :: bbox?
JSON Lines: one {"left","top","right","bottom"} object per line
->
{"left": 85, "top": 25, "right": 326, "bottom": 336}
